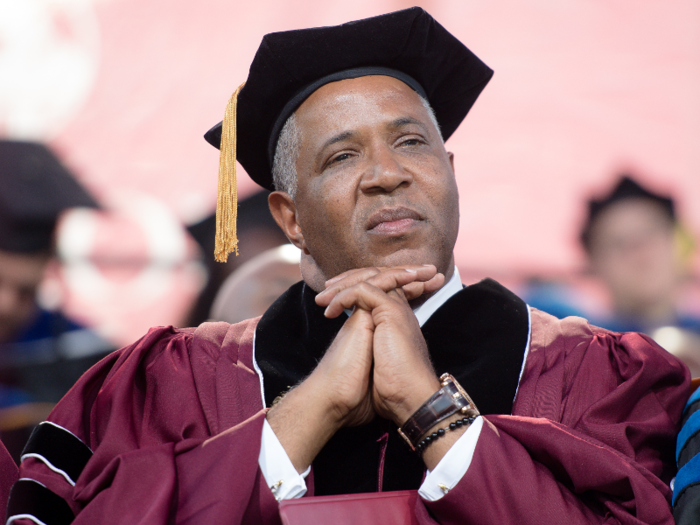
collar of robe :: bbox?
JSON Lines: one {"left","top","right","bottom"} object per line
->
{"left": 255, "top": 278, "right": 529, "bottom": 495}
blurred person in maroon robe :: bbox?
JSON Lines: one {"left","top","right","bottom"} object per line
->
{"left": 7, "top": 9, "right": 689, "bottom": 525}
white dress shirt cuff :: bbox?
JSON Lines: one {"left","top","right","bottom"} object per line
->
{"left": 418, "top": 416, "right": 483, "bottom": 501}
{"left": 259, "top": 418, "right": 311, "bottom": 501}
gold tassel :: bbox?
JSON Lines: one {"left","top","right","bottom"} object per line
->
{"left": 215, "top": 82, "right": 245, "bottom": 263}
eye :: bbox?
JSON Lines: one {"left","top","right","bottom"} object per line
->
{"left": 331, "top": 153, "right": 351, "bottom": 163}
{"left": 397, "top": 136, "right": 425, "bottom": 148}
{"left": 325, "top": 152, "right": 353, "bottom": 169}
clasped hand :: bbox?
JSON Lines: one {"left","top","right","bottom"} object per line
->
{"left": 266, "top": 264, "right": 446, "bottom": 473}
{"left": 313, "top": 265, "right": 444, "bottom": 427}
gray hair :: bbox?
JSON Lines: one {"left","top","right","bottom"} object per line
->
{"left": 271, "top": 94, "right": 443, "bottom": 199}
{"left": 272, "top": 114, "right": 302, "bottom": 198}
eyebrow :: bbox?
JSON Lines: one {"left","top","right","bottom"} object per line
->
{"left": 319, "top": 117, "right": 429, "bottom": 152}
{"left": 388, "top": 116, "right": 429, "bottom": 132}
{"left": 321, "top": 131, "right": 355, "bottom": 152}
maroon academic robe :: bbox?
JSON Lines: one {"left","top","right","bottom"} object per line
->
{"left": 8, "top": 308, "right": 689, "bottom": 524}
{"left": 0, "top": 439, "right": 17, "bottom": 513}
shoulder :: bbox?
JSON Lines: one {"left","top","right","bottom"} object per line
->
{"left": 527, "top": 306, "right": 688, "bottom": 374}
{"left": 517, "top": 307, "right": 690, "bottom": 420}
{"left": 47, "top": 319, "right": 261, "bottom": 448}
{"left": 44, "top": 326, "right": 196, "bottom": 444}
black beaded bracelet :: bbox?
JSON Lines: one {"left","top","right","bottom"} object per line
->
{"left": 415, "top": 416, "right": 477, "bottom": 455}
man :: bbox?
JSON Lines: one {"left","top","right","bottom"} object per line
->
{"left": 0, "top": 141, "right": 115, "bottom": 462}
{"left": 581, "top": 175, "right": 700, "bottom": 374}
{"left": 7, "top": 8, "right": 689, "bottom": 524}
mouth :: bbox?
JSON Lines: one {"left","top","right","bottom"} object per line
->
{"left": 366, "top": 207, "right": 423, "bottom": 235}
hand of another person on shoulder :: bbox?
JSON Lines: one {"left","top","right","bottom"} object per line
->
{"left": 317, "top": 265, "right": 443, "bottom": 426}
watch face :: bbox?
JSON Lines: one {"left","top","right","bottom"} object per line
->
{"left": 432, "top": 392, "right": 456, "bottom": 415}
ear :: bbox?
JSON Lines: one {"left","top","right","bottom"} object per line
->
{"left": 447, "top": 151, "right": 455, "bottom": 174}
{"left": 268, "top": 191, "right": 309, "bottom": 253}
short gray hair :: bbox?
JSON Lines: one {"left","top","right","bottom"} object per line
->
{"left": 271, "top": 94, "right": 443, "bottom": 199}
{"left": 272, "top": 114, "right": 302, "bottom": 198}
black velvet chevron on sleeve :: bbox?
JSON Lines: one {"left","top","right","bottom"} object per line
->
{"left": 6, "top": 479, "right": 74, "bottom": 525}
{"left": 21, "top": 422, "right": 92, "bottom": 485}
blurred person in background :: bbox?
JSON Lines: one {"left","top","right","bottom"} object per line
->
{"left": 0, "top": 141, "right": 114, "bottom": 460}
{"left": 210, "top": 244, "right": 301, "bottom": 324}
{"left": 186, "top": 190, "right": 289, "bottom": 325}
{"left": 581, "top": 175, "right": 700, "bottom": 375}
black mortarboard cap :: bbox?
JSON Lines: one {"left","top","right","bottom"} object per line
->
{"left": 204, "top": 6, "right": 493, "bottom": 191}
{"left": 580, "top": 175, "right": 676, "bottom": 250}
{"left": 0, "top": 140, "right": 99, "bottom": 253}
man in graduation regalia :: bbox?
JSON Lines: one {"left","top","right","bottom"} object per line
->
{"left": 6, "top": 7, "right": 690, "bottom": 525}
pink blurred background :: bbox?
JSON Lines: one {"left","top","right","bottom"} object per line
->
{"left": 2, "top": 0, "right": 699, "bottom": 345}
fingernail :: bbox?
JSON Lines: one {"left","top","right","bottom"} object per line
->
{"left": 422, "top": 264, "right": 434, "bottom": 267}
{"left": 324, "top": 305, "right": 331, "bottom": 317}
{"left": 405, "top": 269, "right": 417, "bottom": 273}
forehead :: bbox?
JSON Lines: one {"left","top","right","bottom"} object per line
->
{"left": 596, "top": 199, "right": 673, "bottom": 231}
{"left": 294, "top": 75, "right": 430, "bottom": 133}
{"left": 589, "top": 199, "right": 674, "bottom": 249}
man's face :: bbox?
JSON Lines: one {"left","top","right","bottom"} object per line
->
{"left": 286, "top": 75, "right": 459, "bottom": 283}
{"left": 0, "top": 249, "right": 48, "bottom": 342}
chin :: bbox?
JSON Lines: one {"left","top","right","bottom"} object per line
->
{"left": 368, "top": 248, "right": 446, "bottom": 271}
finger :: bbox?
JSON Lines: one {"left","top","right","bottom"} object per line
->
{"left": 316, "top": 268, "right": 382, "bottom": 307}
{"left": 320, "top": 267, "right": 420, "bottom": 309}
{"left": 324, "top": 267, "right": 382, "bottom": 291}
{"left": 324, "top": 264, "right": 436, "bottom": 292}
{"left": 324, "top": 278, "right": 414, "bottom": 318}
{"left": 324, "top": 267, "right": 384, "bottom": 287}
{"left": 317, "top": 265, "right": 437, "bottom": 307}
{"left": 401, "top": 273, "right": 445, "bottom": 301}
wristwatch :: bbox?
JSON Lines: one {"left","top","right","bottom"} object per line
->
{"left": 398, "top": 373, "right": 479, "bottom": 450}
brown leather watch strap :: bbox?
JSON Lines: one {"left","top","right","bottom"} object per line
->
{"left": 398, "top": 373, "right": 479, "bottom": 450}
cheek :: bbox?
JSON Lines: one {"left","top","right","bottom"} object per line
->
{"left": 297, "top": 192, "right": 351, "bottom": 245}
{"left": 425, "top": 174, "right": 459, "bottom": 225}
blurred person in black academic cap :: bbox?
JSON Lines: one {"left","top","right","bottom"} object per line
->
{"left": 186, "top": 191, "right": 288, "bottom": 325}
{"left": 581, "top": 175, "right": 700, "bottom": 374}
{"left": 0, "top": 141, "right": 114, "bottom": 456}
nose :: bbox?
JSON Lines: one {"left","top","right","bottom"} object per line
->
{"left": 359, "top": 144, "right": 413, "bottom": 194}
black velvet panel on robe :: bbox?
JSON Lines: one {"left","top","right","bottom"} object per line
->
{"left": 255, "top": 278, "right": 529, "bottom": 496}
